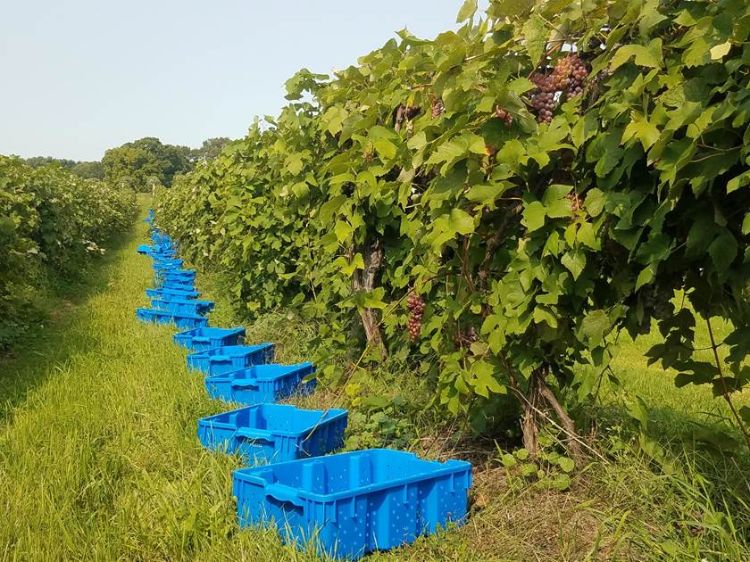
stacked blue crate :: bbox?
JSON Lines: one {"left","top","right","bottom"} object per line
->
{"left": 234, "top": 449, "right": 472, "bottom": 560}
{"left": 198, "top": 404, "right": 348, "bottom": 464}
{"left": 174, "top": 327, "right": 246, "bottom": 351}
{"left": 136, "top": 307, "right": 208, "bottom": 329}
{"left": 204, "top": 362, "right": 316, "bottom": 405}
{"left": 150, "top": 296, "right": 215, "bottom": 316}
{"left": 134, "top": 210, "right": 471, "bottom": 561}
{"left": 186, "top": 344, "right": 276, "bottom": 375}
{"left": 146, "top": 287, "right": 201, "bottom": 301}
{"left": 136, "top": 226, "right": 211, "bottom": 328}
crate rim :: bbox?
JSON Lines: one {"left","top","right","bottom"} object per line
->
{"left": 199, "top": 404, "right": 347, "bottom": 439}
{"left": 205, "top": 361, "right": 314, "bottom": 383}
{"left": 151, "top": 297, "right": 214, "bottom": 306}
{"left": 178, "top": 326, "right": 245, "bottom": 336}
{"left": 191, "top": 343, "right": 274, "bottom": 357}
{"left": 233, "top": 448, "right": 473, "bottom": 504}
{"left": 136, "top": 307, "right": 207, "bottom": 322}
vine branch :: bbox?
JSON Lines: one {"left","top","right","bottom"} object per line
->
{"left": 706, "top": 317, "right": 750, "bottom": 453}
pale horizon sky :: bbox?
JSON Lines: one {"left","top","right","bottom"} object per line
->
{"left": 0, "top": 0, "right": 475, "bottom": 162}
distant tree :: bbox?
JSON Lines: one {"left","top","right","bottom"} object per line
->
{"left": 102, "top": 137, "right": 193, "bottom": 191}
{"left": 192, "top": 137, "right": 232, "bottom": 161}
{"left": 24, "top": 156, "right": 76, "bottom": 169}
{"left": 71, "top": 161, "right": 105, "bottom": 179}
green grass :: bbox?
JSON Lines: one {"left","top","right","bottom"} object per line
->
{"left": 607, "top": 322, "right": 749, "bottom": 428}
{"left": 0, "top": 206, "right": 488, "bottom": 561}
{"left": 1, "top": 202, "right": 748, "bottom": 561}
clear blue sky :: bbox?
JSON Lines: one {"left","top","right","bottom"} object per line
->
{"left": 0, "top": 0, "right": 471, "bottom": 161}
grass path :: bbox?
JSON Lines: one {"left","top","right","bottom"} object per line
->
{"left": 0, "top": 206, "right": 511, "bottom": 561}
{"left": 0, "top": 208, "right": 245, "bottom": 560}
{"left": 0, "top": 205, "right": 357, "bottom": 560}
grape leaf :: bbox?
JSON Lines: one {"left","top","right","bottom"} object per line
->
{"left": 622, "top": 114, "right": 660, "bottom": 150}
{"left": 610, "top": 39, "right": 663, "bottom": 70}
{"left": 523, "top": 201, "right": 546, "bottom": 232}
{"left": 522, "top": 14, "right": 547, "bottom": 67}
{"left": 710, "top": 41, "right": 732, "bottom": 60}
{"left": 561, "top": 250, "right": 586, "bottom": 280}
{"left": 456, "top": 0, "right": 478, "bottom": 22}
{"left": 708, "top": 230, "right": 738, "bottom": 273}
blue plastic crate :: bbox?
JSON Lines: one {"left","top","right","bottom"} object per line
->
{"left": 157, "top": 274, "right": 196, "bottom": 288}
{"left": 173, "top": 315, "right": 208, "bottom": 330}
{"left": 174, "top": 326, "right": 245, "bottom": 351}
{"left": 153, "top": 250, "right": 178, "bottom": 260}
{"left": 153, "top": 267, "right": 184, "bottom": 278}
{"left": 150, "top": 243, "right": 175, "bottom": 254}
{"left": 150, "top": 238, "right": 174, "bottom": 250}
{"left": 187, "top": 344, "right": 275, "bottom": 375}
{"left": 151, "top": 231, "right": 172, "bottom": 243}
{"left": 233, "top": 449, "right": 472, "bottom": 560}
{"left": 136, "top": 307, "right": 171, "bottom": 326}
{"left": 137, "top": 245, "right": 177, "bottom": 259}
{"left": 136, "top": 308, "right": 209, "bottom": 330}
{"left": 151, "top": 297, "right": 214, "bottom": 316}
{"left": 157, "top": 269, "right": 196, "bottom": 281}
{"left": 198, "top": 404, "right": 347, "bottom": 465}
{"left": 160, "top": 279, "right": 196, "bottom": 291}
{"left": 153, "top": 258, "right": 184, "bottom": 269}
{"left": 146, "top": 287, "right": 200, "bottom": 300}
{"left": 152, "top": 252, "right": 179, "bottom": 261}
{"left": 149, "top": 246, "right": 177, "bottom": 257}
{"left": 205, "top": 362, "right": 316, "bottom": 405}
{"left": 159, "top": 275, "right": 194, "bottom": 285}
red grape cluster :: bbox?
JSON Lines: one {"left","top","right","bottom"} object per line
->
{"left": 407, "top": 292, "right": 425, "bottom": 342}
{"left": 556, "top": 54, "right": 589, "bottom": 97}
{"left": 530, "top": 54, "right": 589, "bottom": 123}
{"left": 431, "top": 98, "right": 445, "bottom": 118}
{"left": 494, "top": 106, "right": 513, "bottom": 126}
{"left": 530, "top": 88, "right": 556, "bottom": 124}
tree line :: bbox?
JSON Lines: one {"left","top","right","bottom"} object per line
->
{"left": 21, "top": 137, "right": 233, "bottom": 191}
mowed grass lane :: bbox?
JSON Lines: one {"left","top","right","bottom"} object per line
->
{"left": 0, "top": 208, "right": 323, "bottom": 561}
{"left": 0, "top": 208, "right": 490, "bottom": 561}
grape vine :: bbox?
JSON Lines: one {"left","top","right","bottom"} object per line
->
{"left": 0, "top": 156, "right": 137, "bottom": 349}
{"left": 156, "top": 0, "right": 750, "bottom": 454}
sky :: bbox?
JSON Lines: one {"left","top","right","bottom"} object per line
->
{"left": 0, "top": 0, "right": 472, "bottom": 161}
